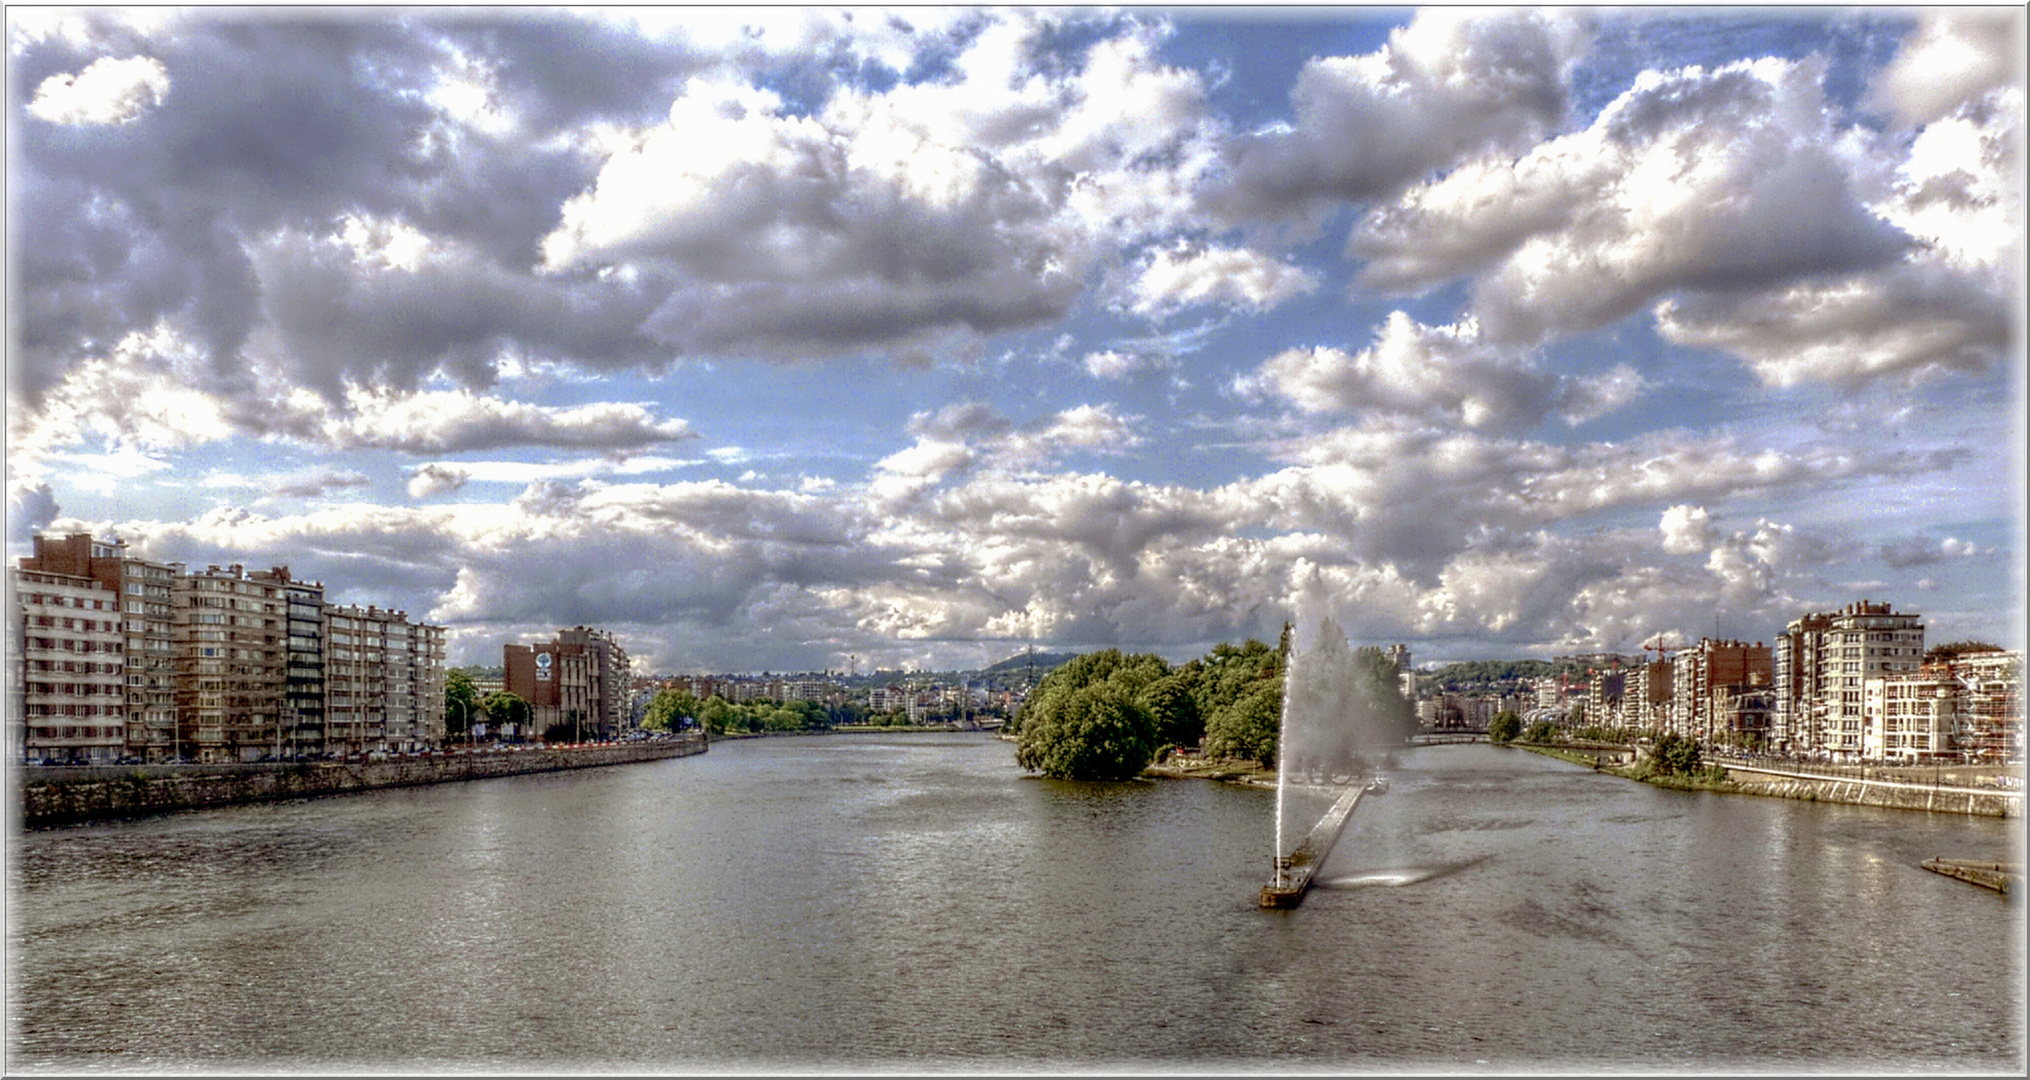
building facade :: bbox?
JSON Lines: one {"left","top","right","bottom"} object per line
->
{"left": 1668, "top": 638, "right": 1772, "bottom": 744}
{"left": 556, "top": 626, "right": 631, "bottom": 739}
{"left": 13, "top": 566, "right": 127, "bottom": 763}
{"left": 18, "top": 534, "right": 182, "bottom": 760}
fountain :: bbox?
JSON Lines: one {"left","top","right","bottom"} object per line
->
{"left": 1260, "top": 617, "right": 1414, "bottom": 909}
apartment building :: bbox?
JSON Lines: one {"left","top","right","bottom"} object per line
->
{"left": 253, "top": 568, "right": 326, "bottom": 758}
{"left": 18, "top": 533, "right": 181, "bottom": 760}
{"left": 1668, "top": 639, "right": 1771, "bottom": 744}
{"left": 557, "top": 626, "right": 631, "bottom": 739}
{"left": 324, "top": 604, "right": 444, "bottom": 755}
{"left": 13, "top": 566, "right": 127, "bottom": 763}
{"left": 179, "top": 564, "right": 296, "bottom": 762}
{"left": 1625, "top": 660, "right": 1672, "bottom": 731}
{"left": 1774, "top": 601, "right": 1924, "bottom": 759}
{"left": 1863, "top": 669, "right": 1956, "bottom": 760}
{"left": 1587, "top": 671, "right": 1625, "bottom": 726}
{"left": 15, "top": 535, "right": 450, "bottom": 763}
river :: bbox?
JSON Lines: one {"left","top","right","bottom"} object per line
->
{"left": 7, "top": 734, "right": 2022, "bottom": 1072}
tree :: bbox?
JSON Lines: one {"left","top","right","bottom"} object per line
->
{"left": 1488, "top": 710, "right": 1522, "bottom": 744}
{"left": 1013, "top": 650, "right": 1173, "bottom": 780}
{"left": 643, "top": 688, "right": 700, "bottom": 732}
{"left": 1650, "top": 731, "right": 1702, "bottom": 776}
{"left": 1203, "top": 681, "right": 1282, "bottom": 767}
{"left": 1015, "top": 682, "right": 1160, "bottom": 780}
{"left": 1925, "top": 640, "right": 2004, "bottom": 664}
{"left": 1135, "top": 672, "right": 1203, "bottom": 749}
{"left": 696, "top": 696, "right": 737, "bottom": 735}
{"left": 481, "top": 692, "right": 532, "bottom": 740}
{"left": 445, "top": 670, "right": 480, "bottom": 739}
{"left": 1525, "top": 718, "right": 1557, "bottom": 744}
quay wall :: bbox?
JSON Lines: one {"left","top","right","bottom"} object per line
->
{"left": 17, "top": 735, "right": 708, "bottom": 827}
{"left": 1717, "top": 762, "right": 2020, "bottom": 818}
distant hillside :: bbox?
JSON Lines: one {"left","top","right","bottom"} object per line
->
{"left": 981, "top": 651, "right": 1082, "bottom": 676}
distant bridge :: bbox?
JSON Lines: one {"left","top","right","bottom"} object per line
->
{"left": 1413, "top": 730, "right": 1485, "bottom": 745}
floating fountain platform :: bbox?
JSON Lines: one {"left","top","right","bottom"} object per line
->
{"left": 1260, "top": 782, "right": 1365, "bottom": 908}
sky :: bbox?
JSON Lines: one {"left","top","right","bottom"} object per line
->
{"left": 6, "top": 6, "right": 2025, "bottom": 674}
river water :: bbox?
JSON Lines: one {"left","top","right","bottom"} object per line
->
{"left": 7, "top": 735, "right": 2023, "bottom": 1072}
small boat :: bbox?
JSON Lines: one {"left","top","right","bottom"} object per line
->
{"left": 1365, "top": 775, "right": 1390, "bottom": 794}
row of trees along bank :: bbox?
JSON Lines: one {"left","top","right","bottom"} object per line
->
{"left": 1010, "top": 628, "right": 1419, "bottom": 781}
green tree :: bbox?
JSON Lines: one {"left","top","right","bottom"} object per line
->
{"left": 1015, "top": 682, "right": 1160, "bottom": 780}
{"left": 695, "top": 696, "right": 738, "bottom": 735}
{"left": 445, "top": 670, "right": 480, "bottom": 740}
{"left": 480, "top": 692, "right": 531, "bottom": 740}
{"left": 1649, "top": 731, "right": 1702, "bottom": 776}
{"left": 1488, "top": 710, "right": 1522, "bottom": 744}
{"left": 1203, "top": 681, "right": 1283, "bottom": 767}
{"left": 1135, "top": 672, "right": 1204, "bottom": 749}
{"left": 642, "top": 688, "right": 700, "bottom": 732}
{"left": 1525, "top": 718, "right": 1557, "bottom": 744}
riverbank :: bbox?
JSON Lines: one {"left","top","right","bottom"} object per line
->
{"left": 1509, "top": 741, "right": 2021, "bottom": 817}
{"left": 1143, "top": 754, "right": 1277, "bottom": 789}
{"left": 16, "top": 734, "right": 707, "bottom": 827}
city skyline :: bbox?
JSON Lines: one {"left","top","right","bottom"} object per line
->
{"left": 7, "top": 7, "right": 2024, "bottom": 673}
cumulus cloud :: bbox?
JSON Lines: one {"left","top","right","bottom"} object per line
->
{"left": 6, "top": 322, "right": 695, "bottom": 495}
{"left": 408, "top": 463, "right": 471, "bottom": 499}
{"left": 1656, "top": 72, "right": 2020, "bottom": 388}
{"left": 27, "top": 54, "right": 170, "bottom": 125}
{"left": 1114, "top": 242, "right": 1318, "bottom": 319}
{"left": 1235, "top": 312, "right": 1643, "bottom": 432}
{"left": 1246, "top": 417, "right": 1955, "bottom": 583}
{"left": 1207, "top": 8, "right": 1589, "bottom": 222}
{"left": 872, "top": 402, "right": 1145, "bottom": 500}
{"left": 1870, "top": 8, "right": 2024, "bottom": 128}
{"left": 1658, "top": 505, "right": 1714, "bottom": 555}
{"left": 1352, "top": 58, "right": 1913, "bottom": 348}
{"left": 538, "top": 14, "right": 1220, "bottom": 364}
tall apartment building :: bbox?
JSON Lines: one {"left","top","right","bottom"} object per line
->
{"left": 18, "top": 534, "right": 181, "bottom": 760}
{"left": 557, "top": 626, "right": 631, "bottom": 739}
{"left": 1587, "top": 671, "right": 1625, "bottom": 726}
{"left": 12, "top": 566, "right": 127, "bottom": 763}
{"left": 323, "top": 604, "right": 445, "bottom": 756}
{"left": 1773, "top": 601, "right": 1924, "bottom": 759}
{"left": 1668, "top": 638, "right": 1771, "bottom": 744}
{"left": 259, "top": 569, "right": 327, "bottom": 757}
{"left": 179, "top": 564, "right": 288, "bottom": 763}
{"left": 387, "top": 615, "right": 446, "bottom": 751}
{"left": 1626, "top": 660, "right": 1672, "bottom": 731}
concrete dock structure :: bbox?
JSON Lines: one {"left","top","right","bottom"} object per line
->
{"left": 1261, "top": 782, "right": 1365, "bottom": 908}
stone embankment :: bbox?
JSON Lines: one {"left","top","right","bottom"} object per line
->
{"left": 1713, "top": 760, "right": 2021, "bottom": 818}
{"left": 17, "top": 735, "right": 708, "bottom": 827}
